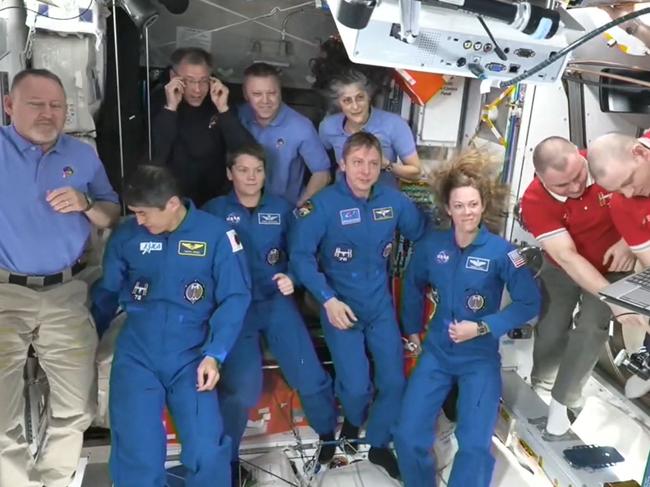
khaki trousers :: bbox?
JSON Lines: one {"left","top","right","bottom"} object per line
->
{"left": 531, "top": 258, "right": 627, "bottom": 407}
{"left": 0, "top": 272, "right": 98, "bottom": 487}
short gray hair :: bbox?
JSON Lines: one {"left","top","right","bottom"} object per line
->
{"left": 11, "top": 68, "right": 65, "bottom": 93}
{"left": 532, "top": 136, "right": 577, "bottom": 174}
{"left": 588, "top": 132, "right": 637, "bottom": 180}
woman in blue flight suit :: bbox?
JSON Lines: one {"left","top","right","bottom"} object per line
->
{"left": 394, "top": 152, "right": 541, "bottom": 487}
{"left": 202, "top": 145, "right": 338, "bottom": 477}
{"left": 310, "top": 41, "right": 422, "bottom": 186}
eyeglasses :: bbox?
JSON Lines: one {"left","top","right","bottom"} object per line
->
{"left": 182, "top": 78, "right": 210, "bottom": 88}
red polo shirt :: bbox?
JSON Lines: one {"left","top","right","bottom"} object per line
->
{"left": 607, "top": 131, "right": 650, "bottom": 253}
{"left": 609, "top": 194, "right": 650, "bottom": 252}
{"left": 521, "top": 178, "right": 620, "bottom": 273}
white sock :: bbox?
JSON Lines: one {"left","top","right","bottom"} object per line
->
{"left": 546, "top": 398, "right": 571, "bottom": 435}
{"left": 625, "top": 376, "right": 650, "bottom": 399}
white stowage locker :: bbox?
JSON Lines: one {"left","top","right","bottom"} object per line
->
{"left": 31, "top": 33, "right": 101, "bottom": 135}
{"left": 23, "top": 0, "right": 107, "bottom": 141}
{"left": 24, "top": 0, "right": 104, "bottom": 36}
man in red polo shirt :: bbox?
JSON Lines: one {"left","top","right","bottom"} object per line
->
{"left": 588, "top": 131, "right": 650, "bottom": 399}
{"left": 521, "top": 136, "right": 644, "bottom": 436}
{"left": 589, "top": 132, "right": 650, "bottom": 267}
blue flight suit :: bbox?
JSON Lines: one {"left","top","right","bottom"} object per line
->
{"left": 92, "top": 202, "right": 251, "bottom": 487}
{"left": 203, "top": 192, "right": 337, "bottom": 459}
{"left": 289, "top": 179, "right": 426, "bottom": 447}
{"left": 394, "top": 226, "right": 541, "bottom": 487}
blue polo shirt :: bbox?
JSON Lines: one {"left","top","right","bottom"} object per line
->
{"left": 319, "top": 108, "right": 417, "bottom": 187}
{"left": 239, "top": 103, "right": 330, "bottom": 205}
{"left": 0, "top": 125, "right": 119, "bottom": 275}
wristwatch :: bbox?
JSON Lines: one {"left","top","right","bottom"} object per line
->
{"left": 477, "top": 320, "right": 491, "bottom": 336}
{"left": 384, "top": 162, "right": 395, "bottom": 172}
{"left": 83, "top": 192, "right": 95, "bottom": 212}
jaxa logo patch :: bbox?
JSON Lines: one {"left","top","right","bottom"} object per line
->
{"left": 258, "top": 213, "right": 281, "bottom": 225}
{"left": 372, "top": 207, "right": 394, "bottom": 221}
{"left": 294, "top": 200, "right": 313, "bottom": 218}
{"left": 339, "top": 208, "right": 361, "bottom": 226}
{"left": 184, "top": 281, "right": 205, "bottom": 304}
{"left": 333, "top": 247, "right": 353, "bottom": 263}
{"left": 226, "top": 213, "right": 241, "bottom": 225}
{"left": 436, "top": 250, "right": 450, "bottom": 264}
{"left": 131, "top": 279, "right": 149, "bottom": 301}
{"left": 466, "top": 256, "right": 490, "bottom": 272}
{"left": 140, "top": 241, "right": 162, "bottom": 255}
{"left": 178, "top": 241, "right": 207, "bottom": 257}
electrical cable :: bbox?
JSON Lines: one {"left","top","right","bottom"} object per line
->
{"left": 568, "top": 59, "right": 649, "bottom": 71}
{"left": 562, "top": 74, "right": 650, "bottom": 93}
{"left": 239, "top": 457, "right": 300, "bottom": 487}
{"left": 500, "top": 6, "right": 650, "bottom": 88}
{"left": 478, "top": 16, "right": 508, "bottom": 61}
{"left": 566, "top": 65, "right": 650, "bottom": 88}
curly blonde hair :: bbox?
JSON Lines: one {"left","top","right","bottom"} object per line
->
{"left": 430, "top": 149, "right": 511, "bottom": 234}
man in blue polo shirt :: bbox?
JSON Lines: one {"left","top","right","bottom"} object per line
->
{"left": 238, "top": 62, "right": 331, "bottom": 206}
{"left": 0, "top": 68, "right": 120, "bottom": 487}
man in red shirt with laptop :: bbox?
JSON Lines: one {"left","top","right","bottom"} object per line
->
{"left": 520, "top": 136, "right": 644, "bottom": 436}
{"left": 588, "top": 131, "right": 650, "bottom": 399}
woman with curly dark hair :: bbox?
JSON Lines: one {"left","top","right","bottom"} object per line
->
{"left": 393, "top": 150, "right": 541, "bottom": 487}
{"left": 310, "top": 38, "right": 422, "bottom": 186}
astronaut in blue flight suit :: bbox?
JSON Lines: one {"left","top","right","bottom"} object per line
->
{"left": 290, "top": 132, "right": 426, "bottom": 478}
{"left": 92, "top": 165, "right": 251, "bottom": 487}
{"left": 202, "top": 145, "right": 338, "bottom": 475}
{"left": 393, "top": 157, "right": 541, "bottom": 487}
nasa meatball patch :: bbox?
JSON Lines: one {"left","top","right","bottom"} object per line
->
{"left": 226, "top": 213, "right": 241, "bottom": 225}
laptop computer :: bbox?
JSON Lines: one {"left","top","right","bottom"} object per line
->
{"left": 599, "top": 267, "right": 650, "bottom": 316}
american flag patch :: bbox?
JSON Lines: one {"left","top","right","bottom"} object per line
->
{"left": 507, "top": 249, "right": 526, "bottom": 268}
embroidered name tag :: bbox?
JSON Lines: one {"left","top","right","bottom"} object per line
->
{"left": 466, "top": 256, "right": 490, "bottom": 272}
